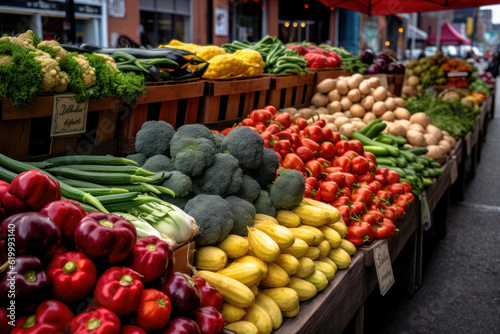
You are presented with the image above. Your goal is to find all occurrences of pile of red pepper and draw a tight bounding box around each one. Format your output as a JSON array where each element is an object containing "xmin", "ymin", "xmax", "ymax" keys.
[
  {"xmin": 222, "ymin": 107, "xmax": 415, "ymax": 247},
  {"xmin": 287, "ymin": 44, "xmax": 342, "ymax": 69},
  {"xmin": 0, "ymin": 170, "xmax": 225, "ymax": 334}
]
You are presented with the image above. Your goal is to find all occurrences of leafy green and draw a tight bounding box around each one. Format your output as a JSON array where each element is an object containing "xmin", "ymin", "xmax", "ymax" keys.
[
  {"xmin": 0, "ymin": 43, "xmax": 43, "ymax": 107},
  {"xmin": 62, "ymin": 52, "xmax": 91, "ymax": 103},
  {"xmin": 111, "ymin": 71, "xmax": 146, "ymax": 105}
]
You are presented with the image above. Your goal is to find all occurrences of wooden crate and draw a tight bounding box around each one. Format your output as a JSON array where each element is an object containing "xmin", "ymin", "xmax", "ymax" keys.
[
  {"xmin": 0, "ymin": 96, "xmax": 122, "ymax": 160},
  {"xmin": 172, "ymin": 241, "xmax": 195, "ymax": 275},
  {"xmin": 310, "ymin": 68, "xmax": 351, "ymax": 83},
  {"xmin": 198, "ymin": 77, "xmax": 271, "ymax": 123},
  {"xmin": 266, "ymin": 73, "xmax": 316, "ymax": 109},
  {"xmin": 119, "ymin": 81, "xmax": 206, "ymax": 154}
]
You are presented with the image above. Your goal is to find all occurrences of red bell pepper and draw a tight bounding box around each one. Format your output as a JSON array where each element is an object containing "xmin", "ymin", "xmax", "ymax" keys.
[
  {"xmin": 249, "ymin": 109, "xmax": 273, "ymax": 124},
  {"xmin": 304, "ymin": 53, "xmax": 327, "ymax": 69},
  {"xmin": 385, "ymin": 170, "xmax": 400, "ymax": 184},
  {"xmin": 305, "ymin": 177, "xmax": 319, "ymax": 189},
  {"xmin": 161, "ymin": 272, "xmax": 202, "ymax": 315},
  {"xmin": 135, "ymin": 289, "xmax": 172, "ymax": 331},
  {"xmin": 336, "ymin": 205, "xmax": 351, "ymax": 223},
  {"xmin": 333, "ymin": 157, "xmax": 352, "ymax": 173},
  {"xmin": 304, "ymin": 160, "xmax": 323, "ymax": 178},
  {"xmin": 39, "ymin": 199, "xmax": 87, "ymax": 244},
  {"xmin": 387, "ymin": 183, "xmax": 405, "ymax": 198},
  {"xmin": 319, "ymin": 142, "xmax": 336, "ymax": 160},
  {"xmin": 294, "ymin": 146, "xmax": 315, "ymax": 163},
  {"xmin": 254, "ymin": 123, "xmax": 267, "ymax": 132},
  {"xmin": 74, "ymin": 212, "xmax": 137, "ymax": 264},
  {"xmin": 289, "ymin": 133, "xmax": 301, "ymax": 151},
  {"xmin": 300, "ymin": 138, "xmax": 320, "ymax": 154},
  {"xmin": 356, "ymin": 173, "xmax": 374, "ymax": 184},
  {"xmin": 0, "ymin": 180, "xmax": 9, "ymax": 203},
  {"xmin": 264, "ymin": 123, "xmax": 282, "ymax": 134},
  {"xmin": 121, "ymin": 325, "xmax": 146, "ymax": 334},
  {"xmin": 303, "ymin": 125, "xmax": 323, "ymax": 142},
  {"xmin": 307, "ymin": 45, "xmax": 330, "ymax": 57},
  {"xmin": 346, "ymin": 222, "xmax": 375, "ymax": 246},
  {"xmin": 329, "ymin": 52, "xmax": 342, "ymax": 66},
  {"xmin": 363, "ymin": 151, "xmax": 377, "ymax": 164},
  {"xmin": 274, "ymin": 140, "xmax": 292, "ymax": 158},
  {"xmin": 2, "ymin": 170, "xmax": 61, "ymax": 213},
  {"xmin": 295, "ymin": 118, "xmax": 308, "ymax": 130},
  {"xmin": 94, "ymin": 267, "xmax": 144, "ymax": 317},
  {"xmin": 335, "ymin": 140, "xmax": 350, "ymax": 156},
  {"xmin": 193, "ymin": 278, "xmax": 224, "ymax": 311},
  {"xmin": 401, "ymin": 182, "xmax": 413, "ymax": 193},
  {"xmin": 350, "ymin": 202, "xmax": 367, "ymax": 216},
  {"xmin": 161, "ymin": 317, "xmax": 201, "ymax": 334},
  {"xmin": 319, "ymin": 181, "xmax": 339, "ymax": 202},
  {"xmin": 263, "ymin": 105, "xmax": 278, "ymax": 115},
  {"xmin": 348, "ymin": 140, "xmax": 364, "ymax": 155},
  {"xmin": 240, "ymin": 118, "xmax": 254, "ymax": 127},
  {"xmin": 286, "ymin": 45, "xmax": 308, "ymax": 55},
  {"xmin": 332, "ymin": 196, "xmax": 350, "ymax": 208},
  {"xmin": 0, "ymin": 307, "xmax": 10, "ymax": 334},
  {"xmin": 351, "ymin": 156, "xmax": 369, "ymax": 174},
  {"xmin": 11, "ymin": 300, "xmax": 74, "ymax": 334},
  {"xmin": 325, "ymin": 172, "xmax": 345, "ymax": 186},
  {"xmin": 46, "ymin": 251, "xmax": 97, "ymax": 303},
  {"xmin": 128, "ymin": 236, "xmax": 172, "ymax": 283},
  {"xmin": 193, "ymin": 306, "xmax": 225, "ymax": 334},
  {"xmin": 281, "ymin": 153, "xmax": 305, "ymax": 172},
  {"xmin": 353, "ymin": 188, "xmax": 373, "ymax": 204},
  {"xmin": 273, "ymin": 113, "xmax": 291, "ymax": 129},
  {"xmin": 326, "ymin": 57, "xmax": 338, "ymax": 68},
  {"xmin": 310, "ymin": 119, "xmax": 326, "ymax": 128},
  {"xmin": 70, "ymin": 308, "xmax": 121, "ymax": 334}
]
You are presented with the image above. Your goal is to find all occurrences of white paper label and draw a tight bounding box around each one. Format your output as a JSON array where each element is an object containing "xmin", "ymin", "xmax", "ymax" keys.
[
  {"xmin": 50, "ymin": 94, "xmax": 88, "ymax": 137},
  {"xmin": 373, "ymin": 240, "xmax": 395, "ymax": 296},
  {"xmin": 450, "ymin": 156, "xmax": 458, "ymax": 184}
]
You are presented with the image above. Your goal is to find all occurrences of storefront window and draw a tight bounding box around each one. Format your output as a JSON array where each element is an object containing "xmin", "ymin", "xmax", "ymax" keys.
[
  {"xmin": 0, "ymin": 14, "xmax": 33, "ymax": 35},
  {"xmin": 229, "ymin": 0, "xmax": 263, "ymax": 42}
]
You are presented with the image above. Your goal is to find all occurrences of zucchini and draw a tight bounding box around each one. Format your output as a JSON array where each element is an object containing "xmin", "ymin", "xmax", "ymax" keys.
[
  {"xmin": 358, "ymin": 119, "xmax": 383, "ymax": 136},
  {"xmin": 340, "ymin": 134, "xmax": 349, "ymax": 141},
  {"xmin": 407, "ymin": 147, "xmax": 428, "ymax": 156},
  {"xmin": 395, "ymin": 156, "xmax": 408, "ymax": 168},
  {"xmin": 377, "ymin": 165, "xmax": 407, "ymax": 178},
  {"xmin": 415, "ymin": 157, "xmax": 430, "ymax": 167},
  {"xmin": 382, "ymin": 133, "xmax": 408, "ymax": 146},
  {"xmin": 399, "ymin": 150, "xmax": 416, "ymax": 162},
  {"xmin": 363, "ymin": 145, "xmax": 389, "ymax": 156},
  {"xmin": 376, "ymin": 157, "xmax": 397, "ymax": 167},
  {"xmin": 0, "ymin": 165, "xmax": 17, "ymax": 182},
  {"xmin": 45, "ymin": 155, "xmax": 138, "ymax": 167},
  {"xmin": 422, "ymin": 177, "xmax": 434, "ymax": 188},
  {"xmin": 57, "ymin": 165, "xmax": 156, "ymax": 176},
  {"xmin": 24, "ymin": 161, "xmax": 53, "ymax": 169},
  {"xmin": 399, "ymin": 178, "xmax": 414, "ymax": 188},
  {"xmin": 408, "ymin": 163, "xmax": 425, "ymax": 171},
  {"xmin": 364, "ymin": 122, "xmax": 387, "ymax": 139},
  {"xmin": 95, "ymin": 192, "xmax": 139, "ymax": 205},
  {"xmin": 403, "ymin": 168, "xmax": 417, "ymax": 177},
  {"xmin": 56, "ymin": 177, "xmax": 109, "ymax": 189},
  {"xmin": 47, "ymin": 167, "xmax": 162, "ymax": 185},
  {"xmin": 79, "ymin": 202, "xmax": 98, "ymax": 213},
  {"xmin": 352, "ymin": 132, "xmax": 400, "ymax": 157},
  {"xmin": 421, "ymin": 170, "xmax": 431, "ymax": 178},
  {"xmin": 78, "ymin": 188, "xmax": 130, "ymax": 196},
  {"xmin": 430, "ymin": 161, "xmax": 442, "ymax": 168},
  {"xmin": 374, "ymin": 135, "xmax": 394, "ymax": 145},
  {"xmin": 0, "ymin": 154, "xmax": 108, "ymax": 213},
  {"xmin": 432, "ymin": 168, "xmax": 444, "ymax": 177}
]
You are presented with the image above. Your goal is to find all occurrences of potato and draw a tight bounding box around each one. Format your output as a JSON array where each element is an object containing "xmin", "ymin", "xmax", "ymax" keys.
[
  {"xmin": 327, "ymin": 101, "xmax": 342, "ymax": 114},
  {"xmin": 336, "ymin": 80, "xmax": 349, "ymax": 95},
  {"xmin": 358, "ymin": 80, "xmax": 371, "ymax": 95},
  {"xmin": 361, "ymin": 96, "xmax": 375, "ymax": 110},
  {"xmin": 339, "ymin": 123, "xmax": 358, "ymax": 138},
  {"xmin": 347, "ymin": 76, "xmax": 362, "ymax": 90},
  {"xmin": 424, "ymin": 133, "xmax": 439, "ymax": 146},
  {"xmin": 282, "ymin": 108, "xmax": 298, "ymax": 116},
  {"xmin": 408, "ymin": 123, "xmax": 425, "ymax": 134},
  {"xmin": 352, "ymin": 73, "xmax": 364, "ymax": 81},
  {"xmin": 312, "ymin": 93, "xmax": 329, "ymax": 107},
  {"xmin": 372, "ymin": 86, "xmax": 388, "ymax": 102},
  {"xmin": 352, "ymin": 121, "xmax": 366, "ymax": 131},
  {"xmin": 439, "ymin": 140, "xmax": 452, "ymax": 153},
  {"xmin": 332, "ymin": 112, "xmax": 345, "ymax": 119},
  {"xmin": 409, "ymin": 112, "xmax": 430, "ymax": 127},
  {"xmin": 319, "ymin": 114, "xmax": 336, "ymax": 123},
  {"xmin": 326, "ymin": 123, "xmax": 338, "ymax": 133},
  {"xmin": 317, "ymin": 78, "xmax": 336, "ymax": 93},
  {"xmin": 406, "ymin": 130, "xmax": 426, "ymax": 147},
  {"xmin": 372, "ymin": 101, "xmax": 387, "ymax": 116},
  {"xmin": 344, "ymin": 111, "xmax": 353, "ymax": 118},
  {"xmin": 348, "ymin": 89, "xmax": 362, "ymax": 102},
  {"xmin": 298, "ymin": 108, "xmax": 314, "ymax": 120},
  {"xmin": 350, "ymin": 103, "xmax": 366, "ymax": 118},
  {"xmin": 385, "ymin": 97, "xmax": 396, "ymax": 111},
  {"xmin": 381, "ymin": 111, "xmax": 395, "ymax": 122},
  {"xmin": 394, "ymin": 119, "xmax": 411, "ymax": 129},
  {"xmin": 388, "ymin": 123, "xmax": 407, "ymax": 137},
  {"xmin": 340, "ymin": 97, "xmax": 353, "ymax": 111},
  {"xmin": 334, "ymin": 117, "xmax": 351, "ymax": 129},
  {"xmin": 316, "ymin": 107, "xmax": 329, "ymax": 115},
  {"xmin": 367, "ymin": 77, "xmax": 381, "ymax": 88},
  {"xmin": 426, "ymin": 124, "xmax": 443, "ymax": 141},
  {"xmin": 424, "ymin": 145, "xmax": 446, "ymax": 159},
  {"xmin": 394, "ymin": 97, "xmax": 405, "ymax": 108},
  {"xmin": 351, "ymin": 117, "xmax": 363, "ymax": 122},
  {"xmin": 444, "ymin": 135, "xmax": 456, "ymax": 147},
  {"xmin": 387, "ymin": 91, "xmax": 393, "ymax": 97},
  {"xmin": 394, "ymin": 107, "xmax": 411, "ymax": 120},
  {"xmin": 363, "ymin": 112, "xmax": 377, "ymax": 124},
  {"xmin": 328, "ymin": 89, "xmax": 341, "ymax": 102}
]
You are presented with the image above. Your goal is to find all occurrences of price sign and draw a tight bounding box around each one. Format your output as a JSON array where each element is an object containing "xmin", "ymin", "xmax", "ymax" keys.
[
  {"xmin": 450, "ymin": 156, "xmax": 458, "ymax": 184},
  {"xmin": 50, "ymin": 94, "xmax": 88, "ymax": 137},
  {"xmin": 373, "ymin": 240, "xmax": 394, "ymax": 296}
]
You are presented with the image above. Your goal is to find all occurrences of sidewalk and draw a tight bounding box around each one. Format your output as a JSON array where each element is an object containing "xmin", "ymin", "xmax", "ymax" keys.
[{"xmin": 363, "ymin": 79, "xmax": 500, "ymax": 334}]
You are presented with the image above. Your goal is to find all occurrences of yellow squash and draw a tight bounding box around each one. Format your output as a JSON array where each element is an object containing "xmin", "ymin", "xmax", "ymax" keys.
[
  {"xmin": 195, "ymin": 270, "xmax": 255, "ymax": 308},
  {"xmin": 217, "ymin": 234, "xmax": 249, "ymax": 258},
  {"xmin": 262, "ymin": 287, "xmax": 299, "ymax": 312},
  {"xmin": 195, "ymin": 246, "xmax": 227, "ymax": 271},
  {"xmin": 255, "ymin": 293, "xmax": 283, "ymax": 330},
  {"xmin": 247, "ymin": 227, "xmax": 280, "ymax": 262}
]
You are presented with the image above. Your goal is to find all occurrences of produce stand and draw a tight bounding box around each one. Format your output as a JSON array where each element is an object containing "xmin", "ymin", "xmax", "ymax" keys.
[
  {"xmin": 0, "ymin": 96, "xmax": 122, "ymax": 160},
  {"xmin": 119, "ymin": 81, "xmax": 206, "ymax": 154},
  {"xmin": 309, "ymin": 68, "xmax": 351, "ymax": 83},
  {"xmin": 199, "ymin": 77, "xmax": 271, "ymax": 123},
  {"xmin": 266, "ymin": 73, "xmax": 316, "ymax": 109},
  {"xmin": 363, "ymin": 73, "xmax": 404, "ymax": 96}
]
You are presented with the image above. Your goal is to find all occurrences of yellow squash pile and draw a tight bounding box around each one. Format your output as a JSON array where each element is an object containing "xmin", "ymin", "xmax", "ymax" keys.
[{"xmin": 193, "ymin": 198, "xmax": 355, "ymax": 334}]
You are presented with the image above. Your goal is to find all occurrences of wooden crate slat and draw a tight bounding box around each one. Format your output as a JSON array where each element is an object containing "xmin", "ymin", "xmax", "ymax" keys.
[
  {"xmin": 266, "ymin": 89, "xmax": 281, "ymax": 108},
  {"xmin": 226, "ymin": 94, "xmax": 241, "ymax": 120},
  {"xmin": 159, "ymin": 100, "xmax": 178, "ymax": 127},
  {"xmin": 295, "ymin": 85, "xmax": 305, "ymax": 106},
  {"xmin": 199, "ymin": 96, "xmax": 221, "ymax": 123},
  {"xmin": 95, "ymin": 109, "xmax": 119, "ymax": 144},
  {"xmin": 185, "ymin": 97, "xmax": 201, "ymax": 124},
  {"xmin": 49, "ymin": 136, "xmax": 78, "ymax": 154},
  {"xmin": 273, "ymin": 73, "xmax": 315, "ymax": 90},
  {"xmin": 121, "ymin": 104, "xmax": 149, "ymax": 138},
  {"xmin": 243, "ymin": 92, "xmax": 256, "ymax": 116},
  {"xmin": 207, "ymin": 77, "xmax": 271, "ymax": 96},
  {"xmin": 0, "ymin": 119, "xmax": 31, "ymax": 159},
  {"xmin": 136, "ymin": 81, "xmax": 205, "ymax": 104},
  {"xmin": 284, "ymin": 87, "xmax": 294, "ymax": 108}
]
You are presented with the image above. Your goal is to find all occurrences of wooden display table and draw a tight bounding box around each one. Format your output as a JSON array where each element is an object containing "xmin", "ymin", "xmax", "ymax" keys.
[
  {"xmin": 310, "ymin": 68, "xmax": 351, "ymax": 83},
  {"xmin": 266, "ymin": 73, "xmax": 315, "ymax": 109}
]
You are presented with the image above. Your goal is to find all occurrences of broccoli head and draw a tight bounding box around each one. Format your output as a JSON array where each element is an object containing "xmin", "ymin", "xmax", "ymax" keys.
[
  {"xmin": 245, "ymin": 147, "xmax": 280, "ymax": 188},
  {"xmin": 235, "ymin": 175, "xmax": 261, "ymax": 203},
  {"xmin": 194, "ymin": 153, "xmax": 243, "ymax": 197},
  {"xmin": 161, "ymin": 192, "xmax": 194, "ymax": 210},
  {"xmin": 170, "ymin": 137, "xmax": 217, "ymax": 177},
  {"xmin": 174, "ymin": 124, "xmax": 216, "ymax": 143},
  {"xmin": 253, "ymin": 190, "xmax": 277, "ymax": 217},
  {"xmin": 213, "ymin": 133, "xmax": 225, "ymax": 153},
  {"xmin": 135, "ymin": 121, "xmax": 175, "ymax": 158},
  {"xmin": 225, "ymin": 196, "xmax": 256, "ymax": 236},
  {"xmin": 270, "ymin": 169, "xmax": 305, "ymax": 210},
  {"xmin": 126, "ymin": 153, "xmax": 146, "ymax": 167},
  {"xmin": 162, "ymin": 171, "xmax": 193, "ymax": 197},
  {"xmin": 142, "ymin": 154, "xmax": 172, "ymax": 173},
  {"xmin": 184, "ymin": 195, "xmax": 234, "ymax": 246},
  {"xmin": 222, "ymin": 126, "xmax": 264, "ymax": 169}
]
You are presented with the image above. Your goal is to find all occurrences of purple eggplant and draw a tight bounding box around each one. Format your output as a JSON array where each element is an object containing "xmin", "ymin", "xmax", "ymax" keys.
[
  {"xmin": 0, "ymin": 255, "xmax": 49, "ymax": 312},
  {"xmin": 395, "ymin": 62, "xmax": 406, "ymax": 73},
  {"xmin": 386, "ymin": 62, "xmax": 399, "ymax": 74},
  {"xmin": 161, "ymin": 316, "xmax": 201, "ymax": 334},
  {"xmin": 366, "ymin": 64, "xmax": 382, "ymax": 74},
  {"xmin": 373, "ymin": 58, "xmax": 387, "ymax": 70},
  {"xmin": 161, "ymin": 272, "xmax": 202, "ymax": 315},
  {"xmin": 0, "ymin": 212, "xmax": 60, "ymax": 262},
  {"xmin": 376, "ymin": 53, "xmax": 395, "ymax": 63},
  {"xmin": 360, "ymin": 49, "xmax": 374, "ymax": 64}
]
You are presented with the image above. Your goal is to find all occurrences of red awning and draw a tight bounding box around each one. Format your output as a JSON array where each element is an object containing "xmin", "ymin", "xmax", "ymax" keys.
[
  {"xmin": 426, "ymin": 22, "xmax": 471, "ymax": 45},
  {"xmin": 318, "ymin": 0, "xmax": 500, "ymax": 16}
]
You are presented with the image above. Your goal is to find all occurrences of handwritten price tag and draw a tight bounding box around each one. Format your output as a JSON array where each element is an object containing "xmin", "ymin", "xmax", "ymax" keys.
[
  {"xmin": 373, "ymin": 240, "xmax": 394, "ymax": 296},
  {"xmin": 50, "ymin": 94, "xmax": 88, "ymax": 137}
]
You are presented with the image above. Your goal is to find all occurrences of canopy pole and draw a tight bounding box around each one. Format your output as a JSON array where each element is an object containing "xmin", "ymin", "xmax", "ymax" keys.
[
  {"xmin": 411, "ymin": 12, "xmax": 417, "ymax": 59},
  {"xmin": 436, "ymin": 11, "xmax": 443, "ymax": 52}
]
